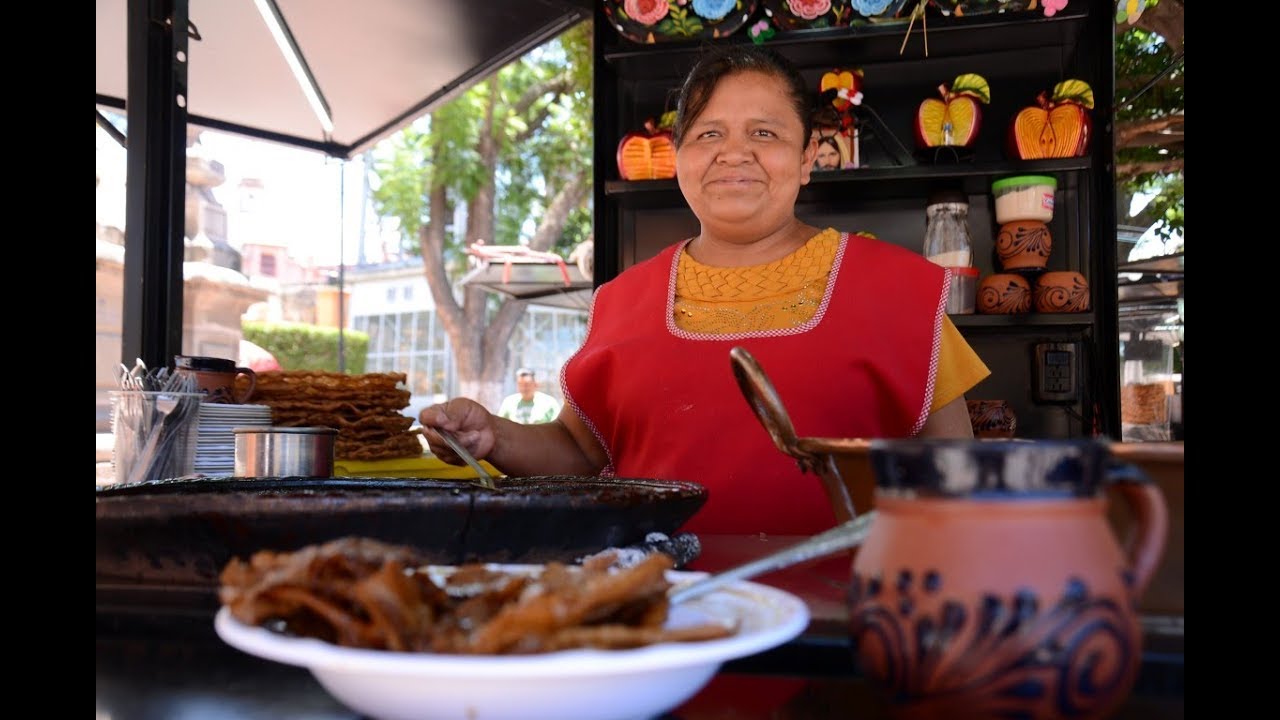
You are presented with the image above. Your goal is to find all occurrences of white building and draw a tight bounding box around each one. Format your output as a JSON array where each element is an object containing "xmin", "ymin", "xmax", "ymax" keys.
[{"xmin": 344, "ymin": 260, "xmax": 587, "ymax": 420}]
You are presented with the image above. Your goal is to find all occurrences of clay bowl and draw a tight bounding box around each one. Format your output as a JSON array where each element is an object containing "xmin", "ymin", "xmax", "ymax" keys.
[
  {"xmin": 996, "ymin": 220, "xmax": 1052, "ymax": 271},
  {"xmin": 1034, "ymin": 270, "xmax": 1090, "ymax": 312},
  {"xmin": 977, "ymin": 273, "xmax": 1032, "ymax": 314}
]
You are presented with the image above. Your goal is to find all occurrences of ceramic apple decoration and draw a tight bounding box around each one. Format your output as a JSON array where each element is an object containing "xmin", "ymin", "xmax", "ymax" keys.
[
  {"xmin": 616, "ymin": 112, "xmax": 677, "ymax": 181},
  {"xmin": 820, "ymin": 68, "xmax": 865, "ymax": 113},
  {"xmin": 914, "ymin": 73, "xmax": 990, "ymax": 149},
  {"xmin": 1008, "ymin": 79, "xmax": 1095, "ymax": 159}
]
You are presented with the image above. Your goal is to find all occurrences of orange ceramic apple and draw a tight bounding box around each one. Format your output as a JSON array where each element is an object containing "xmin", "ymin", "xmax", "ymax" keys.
[
  {"xmin": 1008, "ymin": 79, "xmax": 1095, "ymax": 159},
  {"xmin": 616, "ymin": 114, "xmax": 677, "ymax": 181},
  {"xmin": 914, "ymin": 74, "xmax": 990, "ymax": 149}
]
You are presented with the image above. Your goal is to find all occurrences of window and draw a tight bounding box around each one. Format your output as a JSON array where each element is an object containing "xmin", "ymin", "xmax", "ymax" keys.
[
  {"xmin": 356, "ymin": 309, "xmax": 454, "ymax": 404},
  {"xmin": 504, "ymin": 306, "xmax": 589, "ymax": 404},
  {"xmin": 260, "ymin": 253, "xmax": 277, "ymax": 277}
]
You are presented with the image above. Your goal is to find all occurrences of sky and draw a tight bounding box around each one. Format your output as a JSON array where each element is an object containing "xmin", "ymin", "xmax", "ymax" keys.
[{"xmin": 96, "ymin": 119, "xmax": 402, "ymax": 267}]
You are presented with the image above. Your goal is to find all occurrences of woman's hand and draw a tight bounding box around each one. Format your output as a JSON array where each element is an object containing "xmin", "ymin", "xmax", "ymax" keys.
[
  {"xmin": 419, "ymin": 398, "xmax": 498, "ymax": 465},
  {"xmin": 420, "ymin": 399, "xmax": 608, "ymax": 477}
]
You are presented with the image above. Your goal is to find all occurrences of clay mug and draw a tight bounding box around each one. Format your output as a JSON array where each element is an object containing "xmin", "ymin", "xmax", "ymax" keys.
[
  {"xmin": 848, "ymin": 439, "xmax": 1168, "ymax": 720},
  {"xmin": 996, "ymin": 220, "xmax": 1052, "ymax": 270},
  {"xmin": 1035, "ymin": 271, "xmax": 1091, "ymax": 313},
  {"xmin": 965, "ymin": 399, "xmax": 1016, "ymax": 438},
  {"xmin": 976, "ymin": 273, "xmax": 1032, "ymax": 314},
  {"xmin": 173, "ymin": 355, "xmax": 257, "ymax": 404}
]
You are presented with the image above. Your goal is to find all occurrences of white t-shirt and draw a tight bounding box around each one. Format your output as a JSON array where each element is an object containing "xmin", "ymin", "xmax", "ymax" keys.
[{"xmin": 496, "ymin": 391, "xmax": 561, "ymax": 424}]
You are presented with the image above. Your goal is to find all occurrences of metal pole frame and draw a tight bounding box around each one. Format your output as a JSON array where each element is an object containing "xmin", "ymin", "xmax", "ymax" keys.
[{"xmin": 121, "ymin": 0, "xmax": 189, "ymax": 369}]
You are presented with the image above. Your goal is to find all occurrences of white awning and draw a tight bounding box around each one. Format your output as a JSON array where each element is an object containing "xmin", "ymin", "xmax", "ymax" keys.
[{"xmin": 96, "ymin": 0, "xmax": 592, "ymax": 157}]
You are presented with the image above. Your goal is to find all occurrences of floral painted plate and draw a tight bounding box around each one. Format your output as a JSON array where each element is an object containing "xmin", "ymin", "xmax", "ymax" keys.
[
  {"xmin": 849, "ymin": 0, "xmax": 912, "ymax": 23},
  {"xmin": 603, "ymin": 0, "xmax": 760, "ymax": 44},
  {"xmin": 762, "ymin": 0, "xmax": 857, "ymax": 30}
]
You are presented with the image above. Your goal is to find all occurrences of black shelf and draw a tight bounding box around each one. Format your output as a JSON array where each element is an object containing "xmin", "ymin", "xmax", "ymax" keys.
[
  {"xmin": 605, "ymin": 157, "xmax": 1091, "ymax": 209},
  {"xmin": 602, "ymin": 6, "xmax": 1089, "ymax": 81},
  {"xmin": 951, "ymin": 312, "xmax": 1094, "ymax": 330},
  {"xmin": 592, "ymin": 0, "xmax": 1120, "ymax": 438}
]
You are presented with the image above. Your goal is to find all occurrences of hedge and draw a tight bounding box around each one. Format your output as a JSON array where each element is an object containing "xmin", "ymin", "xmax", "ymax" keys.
[{"xmin": 242, "ymin": 321, "xmax": 369, "ymax": 374}]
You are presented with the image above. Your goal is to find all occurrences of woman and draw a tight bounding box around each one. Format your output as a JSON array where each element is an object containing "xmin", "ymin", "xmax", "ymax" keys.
[{"xmin": 420, "ymin": 46, "xmax": 989, "ymax": 536}]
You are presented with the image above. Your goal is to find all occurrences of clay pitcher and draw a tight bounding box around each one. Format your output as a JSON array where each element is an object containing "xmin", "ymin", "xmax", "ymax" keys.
[{"xmin": 848, "ymin": 439, "xmax": 1168, "ymax": 720}]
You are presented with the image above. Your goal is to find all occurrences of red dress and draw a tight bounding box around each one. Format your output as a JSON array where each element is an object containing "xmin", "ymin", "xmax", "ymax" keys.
[{"xmin": 561, "ymin": 233, "xmax": 947, "ymax": 535}]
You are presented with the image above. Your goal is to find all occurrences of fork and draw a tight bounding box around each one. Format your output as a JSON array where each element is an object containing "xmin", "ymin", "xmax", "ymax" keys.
[
  {"xmin": 667, "ymin": 512, "xmax": 876, "ymax": 605},
  {"xmin": 434, "ymin": 428, "xmax": 498, "ymax": 491},
  {"xmin": 126, "ymin": 393, "xmax": 180, "ymax": 485}
]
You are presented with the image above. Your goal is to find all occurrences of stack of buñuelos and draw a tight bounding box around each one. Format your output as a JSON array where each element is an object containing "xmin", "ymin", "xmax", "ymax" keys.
[{"xmin": 240, "ymin": 370, "xmax": 423, "ymax": 460}]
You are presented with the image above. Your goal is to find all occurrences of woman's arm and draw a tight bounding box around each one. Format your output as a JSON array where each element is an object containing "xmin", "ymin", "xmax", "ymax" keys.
[
  {"xmin": 420, "ymin": 399, "xmax": 608, "ymax": 476},
  {"xmin": 917, "ymin": 396, "xmax": 975, "ymax": 438}
]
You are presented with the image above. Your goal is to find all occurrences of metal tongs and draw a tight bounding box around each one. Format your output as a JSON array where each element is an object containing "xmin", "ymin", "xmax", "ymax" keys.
[
  {"xmin": 434, "ymin": 428, "xmax": 498, "ymax": 490},
  {"xmin": 667, "ymin": 511, "xmax": 876, "ymax": 605}
]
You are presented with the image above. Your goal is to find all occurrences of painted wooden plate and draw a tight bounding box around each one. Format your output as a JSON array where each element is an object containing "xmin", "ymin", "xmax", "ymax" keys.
[
  {"xmin": 849, "ymin": 0, "xmax": 912, "ymax": 22},
  {"xmin": 603, "ymin": 0, "xmax": 760, "ymax": 44},
  {"xmin": 762, "ymin": 0, "xmax": 857, "ymax": 30}
]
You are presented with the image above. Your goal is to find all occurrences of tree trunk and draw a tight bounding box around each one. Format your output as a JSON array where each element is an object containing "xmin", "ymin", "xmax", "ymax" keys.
[
  {"xmin": 463, "ymin": 174, "xmax": 590, "ymax": 409},
  {"xmin": 450, "ymin": 75, "xmax": 510, "ymax": 410},
  {"xmin": 419, "ymin": 88, "xmax": 591, "ymax": 412},
  {"xmin": 469, "ymin": 74, "xmax": 500, "ymax": 248},
  {"xmin": 1117, "ymin": 158, "xmax": 1184, "ymax": 178},
  {"xmin": 1132, "ymin": 0, "xmax": 1183, "ymax": 54}
]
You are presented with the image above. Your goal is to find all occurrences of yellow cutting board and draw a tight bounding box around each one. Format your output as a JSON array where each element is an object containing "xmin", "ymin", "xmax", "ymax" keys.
[{"xmin": 334, "ymin": 454, "xmax": 503, "ymax": 480}]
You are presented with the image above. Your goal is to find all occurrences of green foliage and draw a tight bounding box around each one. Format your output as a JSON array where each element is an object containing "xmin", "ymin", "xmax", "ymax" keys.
[
  {"xmin": 1115, "ymin": 20, "xmax": 1183, "ymax": 242},
  {"xmin": 370, "ymin": 130, "xmax": 432, "ymax": 252},
  {"xmin": 370, "ymin": 22, "xmax": 593, "ymax": 279},
  {"xmin": 1128, "ymin": 173, "xmax": 1184, "ymax": 244},
  {"xmin": 242, "ymin": 321, "xmax": 369, "ymax": 374},
  {"xmin": 656, "ymin": 5, "xmax": 704, "ymax": 37}
]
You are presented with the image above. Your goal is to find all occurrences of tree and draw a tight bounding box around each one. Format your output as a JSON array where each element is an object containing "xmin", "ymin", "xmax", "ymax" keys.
[
  {"xmin": 1115, "ymin": 0, "xmax": 1183, "ymax": 245},
  {"xmin": 371, "ymin": 22, "xmax": 594, "ymax": 409}
]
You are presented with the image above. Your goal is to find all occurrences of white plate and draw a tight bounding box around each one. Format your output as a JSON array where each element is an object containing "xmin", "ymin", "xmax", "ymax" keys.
[
  {"xmin": 215, "ymin": 568, "xmax": 809, "ymax": 720},
  {"xmin": 198, "ymin": 403, "xmax": 272, "ymax": 412},
  {"xmin": 198, "ymin": 412, "xmax": 272, "ymax": 420}
]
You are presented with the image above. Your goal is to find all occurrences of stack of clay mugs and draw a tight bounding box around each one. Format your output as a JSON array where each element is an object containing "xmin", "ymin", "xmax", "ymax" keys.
[{"xmin": 978, "ymin": 175, "xmax": 1090, "ymax": 314}]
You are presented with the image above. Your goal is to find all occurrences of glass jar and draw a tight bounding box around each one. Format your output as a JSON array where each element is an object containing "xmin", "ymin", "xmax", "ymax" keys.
[{"xmin": 923, "ymin": 191, "xmax": 973, "ymax": 268}]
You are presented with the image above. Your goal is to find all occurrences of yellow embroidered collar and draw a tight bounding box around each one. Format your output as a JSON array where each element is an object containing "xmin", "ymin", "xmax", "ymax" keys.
[{"xmin": 673, "ymin": 228, "xmax": 841, "ymax": 334}]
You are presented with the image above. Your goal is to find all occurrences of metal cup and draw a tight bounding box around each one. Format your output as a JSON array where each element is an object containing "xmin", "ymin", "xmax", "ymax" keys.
[{"xmin": 234, "ymin": 427, "xmax": 338, "ymax": 478}]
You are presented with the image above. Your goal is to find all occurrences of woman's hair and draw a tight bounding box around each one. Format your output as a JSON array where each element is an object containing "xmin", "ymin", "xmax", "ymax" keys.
[{"xmin": 672, "ymin": 46, "xmax": 813, "ymax": 148}]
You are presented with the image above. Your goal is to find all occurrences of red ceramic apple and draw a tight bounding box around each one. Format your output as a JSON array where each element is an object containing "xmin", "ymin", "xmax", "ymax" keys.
[
  {"xmin": 1008, "ymin": 79, "xmax": 1094, "ymax": 159},
  {"xmin": 914, "ymin": 73, "xmax": 990, "ymax": 149},
  {"xmin": 616, "ymin": 116, "xmax": 677, "ymax": 181}
]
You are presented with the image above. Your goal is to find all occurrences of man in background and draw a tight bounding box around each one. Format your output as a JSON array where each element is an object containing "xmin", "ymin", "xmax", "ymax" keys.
[{"xmin": 496, "ymin": 368, "xmax": 561, "ymax": 424}]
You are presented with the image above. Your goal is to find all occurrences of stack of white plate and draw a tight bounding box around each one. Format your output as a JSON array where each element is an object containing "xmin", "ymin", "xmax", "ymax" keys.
[{"xmin": 195, "ymin": 403, "xmax": 273, "ymax": 476}]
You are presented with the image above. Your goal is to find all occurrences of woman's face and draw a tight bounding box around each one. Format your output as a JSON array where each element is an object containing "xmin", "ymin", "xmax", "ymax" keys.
[
  {"xmin": 815, "ymin": 140, "xmax": 841, "ymax": 169},
  {"xmin": 676, "ymin": 71, "xmax": 816, "ymax": 240}
]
